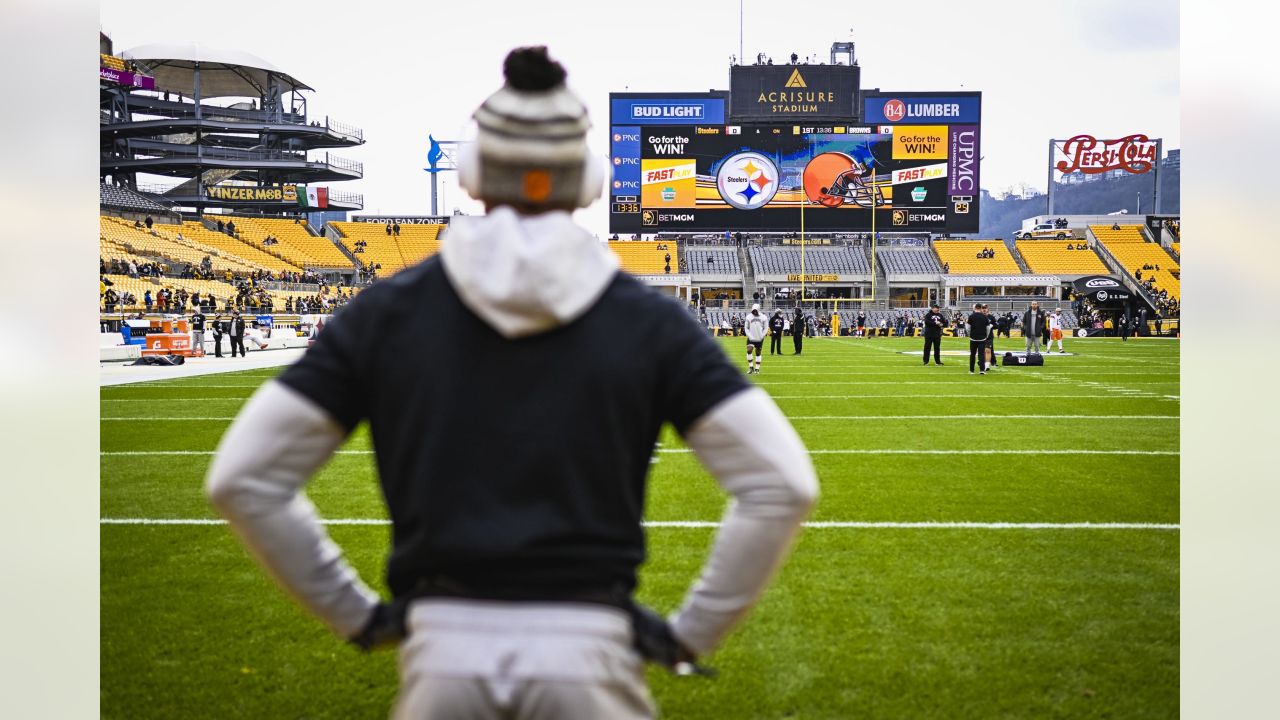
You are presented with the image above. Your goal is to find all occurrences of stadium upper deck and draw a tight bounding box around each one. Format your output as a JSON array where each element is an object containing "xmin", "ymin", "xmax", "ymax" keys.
[{"xmin": 100, "ymin": 42, "xmax": 363, "ymax": 214}]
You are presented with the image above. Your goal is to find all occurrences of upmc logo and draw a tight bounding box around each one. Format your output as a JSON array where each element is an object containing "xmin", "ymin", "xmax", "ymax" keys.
[
  {"xmin": 948, "ymin": 126, "xmax": 980, "ymax": 196},
  {"xmin": 883, "ymin": 99, "xmax": 905, "ymax": 122}
]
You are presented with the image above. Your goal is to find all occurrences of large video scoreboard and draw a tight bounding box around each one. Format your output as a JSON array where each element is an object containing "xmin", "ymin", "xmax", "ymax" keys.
[{"xmin": 609, "ymin": 90, "xmax": 981, "ymax": 235}]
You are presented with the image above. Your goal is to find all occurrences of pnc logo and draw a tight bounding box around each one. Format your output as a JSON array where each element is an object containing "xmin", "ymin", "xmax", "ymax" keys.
[
  {"xmin": 883, "ymin": 99, "xmax": 906, "ymax": 123},
  {"xmin": 613, "ymin": 133, "xmax": 621, "ymax": 142}
]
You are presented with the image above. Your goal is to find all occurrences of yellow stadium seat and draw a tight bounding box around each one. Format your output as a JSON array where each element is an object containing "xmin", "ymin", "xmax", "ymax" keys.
[
  {"xmin": 182, "ymin": 221, "xmax": 301, "ymax": 274},
  {"xmin": 210, "ymin": 216, "xmax": 353, "ymax": 269},
  {"xmin": 932, "ymin": 241, "xmax": 1021, "ymax": 275},
  {"xmin": 608, "ymin": 241, "xmax": 677, "ymax": 274},
  {"xmin": 1015, "ymin": 241, "xmax": 1109, "ymax": 275},
  {"xmin": 330, "ymin": 222, "xmax": 444, "ymax": 276},
  {"xmin": 1089, "ymin": 224, "xmax": 1147, "ymax": 244}
]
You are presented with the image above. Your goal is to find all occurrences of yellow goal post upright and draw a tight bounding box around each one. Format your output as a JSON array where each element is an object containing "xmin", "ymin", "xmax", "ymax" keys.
[{"xmin": 798, "ymin": 168, "xmax": 877, "ymax": 325}]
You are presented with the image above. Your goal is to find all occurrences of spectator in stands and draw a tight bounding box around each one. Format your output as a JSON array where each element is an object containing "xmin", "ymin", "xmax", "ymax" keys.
[
  {"xmin": 226, "ymin": 219, "xmax": 236, "ymax": 236},
  {"xmin": 393, "ymin": 222, "xmax": 401, "ymax": 236},
  {"xmin": 103, "ymin": 288, "xmax": 118, "ymax": 313},
  {"xmin": 1112, "ymin": 222, "xmax": 1121, "ymax": 231},
  {"xmin": 217, "ymin": 219, "xmax": 225, "ymax": 233},
  {"xmin": 386, "ymin": 222, "xmax": 393, "ymax": 236},
  {"xmin": 145, "ymin": 216, "xmax": 153, "ymax": 230},
  {"xmin": 134, "ymin": 219, "xmax": 143, "ymax": 230},
  {"xmin": 144, "ymin": 290, "xmax": 153, "ymax": 313}
]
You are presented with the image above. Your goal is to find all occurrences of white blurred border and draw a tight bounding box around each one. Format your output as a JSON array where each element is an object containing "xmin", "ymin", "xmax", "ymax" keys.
[
  {"xmin": 0, "ymin": 0, "xmax": 100, "ymax": 716},
  {"xmin": 1181, "ymin": 0, "xmax": 1280, "ymax": 717},
  {"xmin": 0, "ymin": 0, "xmax": 1272, "ymax": 716}
]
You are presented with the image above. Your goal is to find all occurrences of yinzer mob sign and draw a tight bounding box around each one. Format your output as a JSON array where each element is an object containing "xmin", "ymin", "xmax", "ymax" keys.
[{"xmin": 205, "ymin": 184, "xmax": 298, "ymax": 203}]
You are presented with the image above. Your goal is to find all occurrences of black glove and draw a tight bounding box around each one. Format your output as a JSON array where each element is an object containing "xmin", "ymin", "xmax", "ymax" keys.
[
  {"xmin": 349, "ymin": 600, "xmax": 408, "ymax": 652},
  {"xmin": 627, "ymin": 601, "xmax": 714, "ymax": 677}
]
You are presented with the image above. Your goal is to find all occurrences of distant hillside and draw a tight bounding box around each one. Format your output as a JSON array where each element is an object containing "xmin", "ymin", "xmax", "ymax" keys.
[{"xmin": 978, "ymin": 167, "xmax": 1179, "ymax": 239}]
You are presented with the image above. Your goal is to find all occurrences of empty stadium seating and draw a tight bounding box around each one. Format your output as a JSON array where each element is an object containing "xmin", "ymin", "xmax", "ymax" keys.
[
  {"xmin": 330, "ymin": 221, "xmax": 444, "ymax": 275},
  {"xmin": 100, "ymin": 184, "xmax": 169, "ymax": 214},
  {"xmin": 608, "ymin": 241, "xmax": 677, "ymax": 274},
  {"xmin": 1171, "ymin": 242, "xmax": 1180, "ymax": 256},
  {"xmin": 748, "ymin": 246, "xmax": 870, "ymax": 274},
  {"xmin": 1090, "ymin": 224, "xmax": 1179, "ymax": 300},
  {"xmin": 1015, "ymin": 241, "xmax": 1109, "ymax": 275},
  {"xmin": 684, "ymin": 247, "xmax": 740, "ymax": 274},
  {"xmin": 877, "ymin": 249, "xmax": 943, "ymax": 275},
  {"xmin": 181, "ymin": 221, "xmax": 302, "ymax": 274},
  {"xmin": 931, "ymin": 241, "xmax": 1021, "ymax": 274},
  {"xmin": 1089, "ymin": 224, "xmax": 1146, "ymax": 244},
  {"xmin": 100, "ymin": 216, "xmax": 258, "ymax": 275},
  {"xmin": 215, "ymin": 215, "xmax": 353, "ymax": 268}
]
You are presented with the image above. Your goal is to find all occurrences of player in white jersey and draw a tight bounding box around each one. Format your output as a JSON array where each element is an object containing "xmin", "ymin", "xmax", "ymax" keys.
[
  {"xmin": 743, "ymin": 304, "xmax": 768, "ymax": 374},
  {"xmin": 1047, "ymin": 308, "xmax": 1065, "ymax": 353}
]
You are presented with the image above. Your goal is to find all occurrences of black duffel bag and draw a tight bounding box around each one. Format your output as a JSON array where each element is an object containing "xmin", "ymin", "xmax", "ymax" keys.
[{"xmin": 1002, "ymin": 351, "xmax": 1044, "ymax": 366}]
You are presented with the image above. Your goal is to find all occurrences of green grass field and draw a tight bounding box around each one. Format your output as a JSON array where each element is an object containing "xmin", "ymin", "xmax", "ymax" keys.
[{"xmin": 101, "ymin": 335, "xmax": 1179, "ymax": 719}]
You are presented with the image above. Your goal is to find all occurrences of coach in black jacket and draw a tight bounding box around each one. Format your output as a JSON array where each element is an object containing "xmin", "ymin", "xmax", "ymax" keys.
[
  {"xmin": 967, "ymin": 303, "xmax": 993, "ymax": 374},
  {"xmin": 229, "ymin": 311, "xmax": 247, "ymax": 358},
  {"xmin": 792, "ymin": 307, "xmax": 805, "ymax": 354},
  {"xmin": 1022, "ymin": 302, "xmax": 1045, "ymax": 354},
  {"xmin": 211, "ymin": 314, "xmax": 225, "ymax": 358},
  {"xmin": 769, "ymin": 310, "xmax": 785, "ymax": 355},
  {"xmin": 921, "ymin": 303, "xmax": 945, "ymax": 366}
]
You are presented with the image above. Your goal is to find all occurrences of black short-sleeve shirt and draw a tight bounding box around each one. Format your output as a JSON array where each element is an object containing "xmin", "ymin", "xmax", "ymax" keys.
[{"xmin": 278, "ymin": 258, "xmax": 747, "ymax": 597}]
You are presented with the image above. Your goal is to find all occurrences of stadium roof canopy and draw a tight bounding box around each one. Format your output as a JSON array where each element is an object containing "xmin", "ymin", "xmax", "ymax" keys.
[{"xmin": 121, "ymin": 43, "xmax": 313, "ymax": 98}]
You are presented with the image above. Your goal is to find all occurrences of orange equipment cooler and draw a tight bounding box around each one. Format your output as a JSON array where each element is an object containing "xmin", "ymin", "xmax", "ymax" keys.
[{"xmin": 139, "ymin": 319, "xmax": 198, "ymax": 357}]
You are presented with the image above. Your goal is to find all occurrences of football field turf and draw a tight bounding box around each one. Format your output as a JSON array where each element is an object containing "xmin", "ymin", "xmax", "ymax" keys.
[{"xmin": 100, "ymin": 335, "xmax": 1179, "ymax": 719}]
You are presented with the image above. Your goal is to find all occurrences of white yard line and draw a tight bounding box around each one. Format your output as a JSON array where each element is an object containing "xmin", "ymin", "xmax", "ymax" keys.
[
  {"xmin": 101, "ymin": 448, "xmax": 1178, "ymax": 457},
  {"xmin": 768, "ymin": 394, "xmax": 1178, "ymax": 400},
  {"xmin": 100, "ymin": 413, "xmax": 1181, "ymax": 422},
  {"xmin": 98, "ymin": 518, "xmax": 1179, "ymax": 530}
]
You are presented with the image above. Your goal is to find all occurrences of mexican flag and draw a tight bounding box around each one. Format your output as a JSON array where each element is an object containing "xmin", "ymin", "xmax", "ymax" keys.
[{"xmin": 297, "ymin": 186, "xmax": 328, "ymax": 209}]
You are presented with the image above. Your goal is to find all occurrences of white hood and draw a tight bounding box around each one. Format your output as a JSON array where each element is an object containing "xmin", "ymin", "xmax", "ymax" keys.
[{"xmin": 439, "ymin": 207, "xmax": 619, "ymax": 339}]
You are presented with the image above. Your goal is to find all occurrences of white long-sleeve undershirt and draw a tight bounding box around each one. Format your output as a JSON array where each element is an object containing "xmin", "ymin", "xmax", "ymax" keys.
[
  {"xmin": 205, "ymin": 382, "xmax": 817, "ymax": 656},
  {"xmin": 670, "ymin": 387, "xmax": 819, "ymax": 655},
  {"xmin": 205, "ymin": 381, "xmax": 378, "ymax": 639}
]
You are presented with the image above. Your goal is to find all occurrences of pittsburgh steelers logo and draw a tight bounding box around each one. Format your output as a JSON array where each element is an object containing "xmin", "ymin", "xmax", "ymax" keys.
[{"xmin": 716, "ymin": 152, "xmax": 778, "ymax": 210}]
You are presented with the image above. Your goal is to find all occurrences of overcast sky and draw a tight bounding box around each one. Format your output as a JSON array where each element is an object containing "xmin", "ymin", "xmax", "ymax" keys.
[{"xmin": 101, "ymin": 0, "xmax": 1178, "ymax": 232}]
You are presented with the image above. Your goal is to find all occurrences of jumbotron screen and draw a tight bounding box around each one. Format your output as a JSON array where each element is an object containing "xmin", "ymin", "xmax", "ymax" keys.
[{"xmin": 608, "ymin": 123, "xmax": 980, "ymax": 234}]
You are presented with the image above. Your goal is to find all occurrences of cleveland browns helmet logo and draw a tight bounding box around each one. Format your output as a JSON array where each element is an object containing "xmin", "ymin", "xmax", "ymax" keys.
[{"xmin": 802, "ymin": 152, "xmax": 886, "ymax": 208}]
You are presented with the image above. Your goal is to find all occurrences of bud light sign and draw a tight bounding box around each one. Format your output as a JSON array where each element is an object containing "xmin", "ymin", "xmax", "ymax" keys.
[{"xmin": 610, "ymin": 97, "xmax": 726, "ymax": 125}]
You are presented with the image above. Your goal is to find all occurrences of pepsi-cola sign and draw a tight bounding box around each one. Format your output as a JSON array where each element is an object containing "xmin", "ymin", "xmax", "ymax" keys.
[{"xmin": 1054, "ymin": 135, "xmax": 1158, "ymax": 175}]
